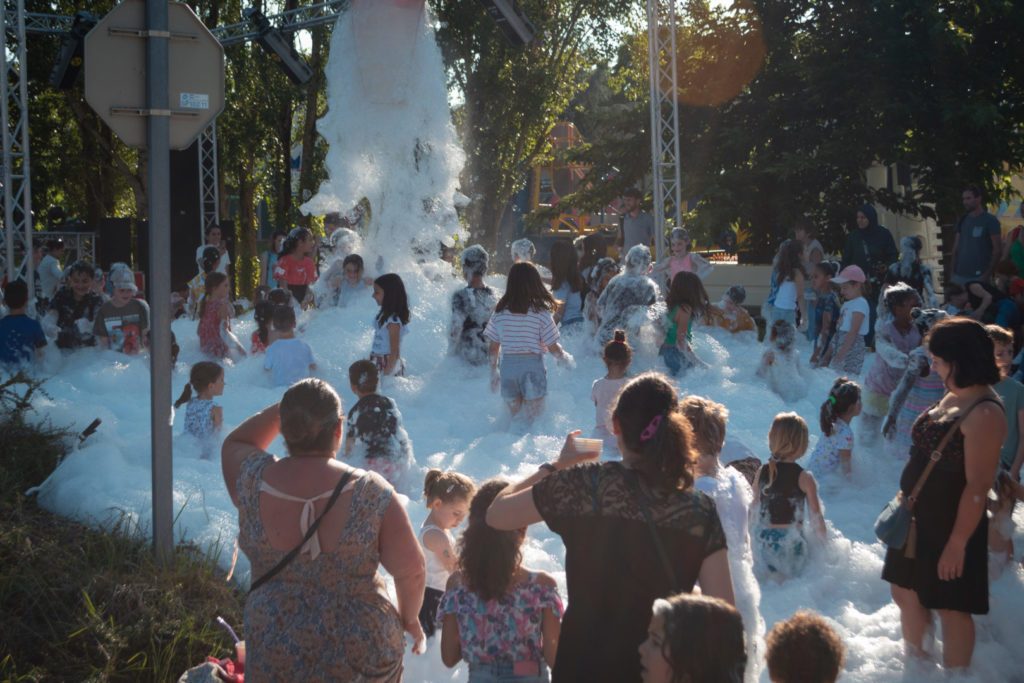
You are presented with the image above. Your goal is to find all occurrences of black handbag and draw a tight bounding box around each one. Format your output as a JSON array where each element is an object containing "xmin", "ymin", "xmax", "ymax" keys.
[{"xmin": 874, "ymin": 398, "xmax": 984, "ymax": 557}]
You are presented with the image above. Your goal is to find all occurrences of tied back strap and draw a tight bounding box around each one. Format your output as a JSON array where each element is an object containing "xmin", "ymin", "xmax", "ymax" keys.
[
  {"xmin": 250, "ymin": 470, "xmax": 354, "ymax": 593},
  {"xmin": 259, "ymin": 482, "xmax": 343, "ymax": 560}
]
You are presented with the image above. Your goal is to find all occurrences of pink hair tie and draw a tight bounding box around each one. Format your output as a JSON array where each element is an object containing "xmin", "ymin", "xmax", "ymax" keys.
[{"xmin": 639, "ymin": 414, "xmax": 663, "ymax": 442}]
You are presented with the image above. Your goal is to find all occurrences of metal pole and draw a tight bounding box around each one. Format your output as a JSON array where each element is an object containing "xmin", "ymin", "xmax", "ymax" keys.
[
  {"xmin": 147, "ymin": 0, "xmax": 173, "ymax": 564},
  {"xmin": 646, "ymin": 0, "xmax": 665, "ymax": 262}
]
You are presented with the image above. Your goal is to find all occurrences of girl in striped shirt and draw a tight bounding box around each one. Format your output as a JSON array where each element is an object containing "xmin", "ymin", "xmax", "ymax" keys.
[{"xmin": 485, "ymin": 262, "xmax": 572, "ymax": 423}]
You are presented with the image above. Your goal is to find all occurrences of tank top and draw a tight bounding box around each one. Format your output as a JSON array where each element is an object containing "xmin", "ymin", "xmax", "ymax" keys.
[
  {"xmin": 420, "ymin": 522, "xmax": 453, "ymax": 591},
  {"xmin": 757, "ymin": 460, "xmax": 806, "ymax": 525},
  {"xmin": 774, "ymin": 279, "xmax": 798, "ymax": 310}
]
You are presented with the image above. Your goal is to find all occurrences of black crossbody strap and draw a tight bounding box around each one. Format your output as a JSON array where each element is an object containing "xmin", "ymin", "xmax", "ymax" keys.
[
  {"xmin": 624, "ymin": 469, "xmax": 678, "ymax": 592},
  {"xmin": 250, "ymin": 470, "xmax": 353, "ymax": 593}
]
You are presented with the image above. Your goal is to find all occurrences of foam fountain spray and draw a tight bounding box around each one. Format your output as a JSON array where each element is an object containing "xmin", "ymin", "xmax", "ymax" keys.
[{"xmin": 302, "ymin": 0, "xmax": 467, "ymax": 271}]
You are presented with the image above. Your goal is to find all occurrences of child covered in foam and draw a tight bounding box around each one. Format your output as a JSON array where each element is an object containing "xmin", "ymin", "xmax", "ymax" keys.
[
  {"xmin": 595, "ymin": 244, "xmax": 660, "ymax": 347},
  {"xmin": 756, "ymin": 319, "xmax": 808, "ymax": 402},
  {"xmin": 343, "ymin": 359, "xmax": 415, "ymax": 490},
  {"xmin": 449, "ymin": 245, "xmax": 497, "ymax": 366},
  {"xmin": 681, "ymin": 395, "xmax": 765, "ymax": 682}
]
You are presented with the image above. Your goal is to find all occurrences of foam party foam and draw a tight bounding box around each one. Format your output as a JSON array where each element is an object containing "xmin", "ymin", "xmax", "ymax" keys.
[{"xmin": 300, "ymin": 0, "xmax": 466, "ymax": 272}]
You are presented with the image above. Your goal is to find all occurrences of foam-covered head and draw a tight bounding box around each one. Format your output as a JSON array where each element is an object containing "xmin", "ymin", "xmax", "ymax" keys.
[
  {"xmin": 511, "ymin": 238, "xmax": 536, "ymax": 263},
  {"xmin": 329, "ymin": 227, "xmax": 361, "ymax": 257},
  {"xmin": 900, "ymin": 235, "xmax": 922, "ymax": 257},
  {"xmin": 881, "ymin": 282, "xmax": 920, "ymax": 315},
  {"xmin": 770, "ymin": 319, "xmax": 796, "ymax": 351},
  {"xmin": 910, "ymin": 307, "xmax": 948, "ymax": 336},
  {"xmin": 624, "ymin": 244, "xmax": 652, "ymax": 276},
  {"xmin": 590, "ymin": 257, "xmax": 619, "ymax": 289},
  {"xmin": 461, "ymin": 244, "xmax": 489, "ymax": 279},
  {"xmin": 725, "ymin": 285, "xmax": 747, "ymax": 305}
]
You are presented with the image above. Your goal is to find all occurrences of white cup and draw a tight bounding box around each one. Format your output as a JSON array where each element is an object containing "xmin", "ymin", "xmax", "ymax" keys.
[{"xmin": 574, "ymin": 437, "xmax": 603, "ymax": 456}]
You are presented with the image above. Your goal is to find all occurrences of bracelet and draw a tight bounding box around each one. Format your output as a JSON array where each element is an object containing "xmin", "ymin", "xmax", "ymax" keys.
[{"xmin": 538, "ymin": 463, "xmax": 557, "ymax": 474}]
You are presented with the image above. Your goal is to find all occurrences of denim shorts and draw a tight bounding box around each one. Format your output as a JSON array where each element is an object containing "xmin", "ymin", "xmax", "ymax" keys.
[
  {"xmin": 659, "ymin": 345, "xmax": 694, "ymax": 377},
  {"xmin": 500, "ymin": 354, "xmax": 547, "ymax": 402},
  {"xmin": 468, "ymin": 660, "xmax": 549, "ymax": 683}
]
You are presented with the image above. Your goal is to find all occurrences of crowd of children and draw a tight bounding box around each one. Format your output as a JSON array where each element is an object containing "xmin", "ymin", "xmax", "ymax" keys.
[{"xmin": 11, "ymin": 211, "xmax": 1024, "ymax": 683}]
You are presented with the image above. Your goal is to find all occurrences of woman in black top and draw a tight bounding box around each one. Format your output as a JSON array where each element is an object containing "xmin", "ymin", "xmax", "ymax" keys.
[
  {"xmin": 881, "ymin": 317, "xmax": 1005, "ymax": 670},
  {"xmin": 486, "ymin": 373, "xmax": 734, "ymax": 683}
]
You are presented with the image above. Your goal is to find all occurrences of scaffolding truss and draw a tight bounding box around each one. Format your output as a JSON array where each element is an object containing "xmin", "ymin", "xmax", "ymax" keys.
[
  {"xmin": 646, "ymin": 0, "xmax": 682, "ymax": 262},
  {"xmin": 198, "ymin": 124, "xmax": 219, "ymax": 238},
  {"xmin": 1, "ymin": 0, "xmax": 34, "ymax": 293}
]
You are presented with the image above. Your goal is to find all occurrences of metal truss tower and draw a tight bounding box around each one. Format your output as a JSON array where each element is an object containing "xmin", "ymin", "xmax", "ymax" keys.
[
  {"xmin": 198, "ymin": 125, "xmax": 219, "ymax": 238},
  {"xmin": 646, "ymin": 0, "xmax": 682, "ymax": 262},
  {"xmin": 1, "ymin": 0, "xmax": 34, "ymax": 292}
]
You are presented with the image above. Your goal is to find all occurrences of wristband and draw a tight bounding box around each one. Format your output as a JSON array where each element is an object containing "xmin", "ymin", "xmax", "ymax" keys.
[{"xmin": 538, "ymin": 463, "xmax": 557, "ymax": 474}]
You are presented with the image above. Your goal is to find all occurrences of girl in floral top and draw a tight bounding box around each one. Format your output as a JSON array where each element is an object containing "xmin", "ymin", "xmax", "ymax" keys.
[{"xmin": 440, "ymin": 479, "xmax": 563, "ymax": 682}]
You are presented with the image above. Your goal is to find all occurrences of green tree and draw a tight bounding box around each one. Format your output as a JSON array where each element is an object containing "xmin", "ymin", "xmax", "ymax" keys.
[{"xmin": 430, "ymin": 0, "xmax": 637, "ymax": 251}]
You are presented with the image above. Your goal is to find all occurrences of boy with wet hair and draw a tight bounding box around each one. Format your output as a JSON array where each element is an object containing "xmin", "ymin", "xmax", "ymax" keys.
[{"xmin": 344, "ymin": 359, "xmax": 414, "ymax": 489}]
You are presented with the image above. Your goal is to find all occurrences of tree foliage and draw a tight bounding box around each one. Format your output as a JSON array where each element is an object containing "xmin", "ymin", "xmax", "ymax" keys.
[
  {"xmin": 564, "ymin": 0, "xmax": 1024, "ymax": 256},
  {"xmin": 430, "ymin": 0, "xmax": 637, "ymax": 250}
]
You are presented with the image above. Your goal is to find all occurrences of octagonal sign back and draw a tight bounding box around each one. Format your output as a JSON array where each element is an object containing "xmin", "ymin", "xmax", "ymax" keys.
[{"xmin": 85, "ymin": 0, "xmax": 225, "ymax": 150}]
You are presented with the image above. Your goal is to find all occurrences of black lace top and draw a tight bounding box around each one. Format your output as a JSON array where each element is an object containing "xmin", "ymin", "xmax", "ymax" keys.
[{"xmin": 532, "ymin": 462, "xmax": 726, "ymax": 683}]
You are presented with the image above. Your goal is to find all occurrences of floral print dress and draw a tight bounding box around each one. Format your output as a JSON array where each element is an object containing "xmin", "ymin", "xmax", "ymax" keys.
[{"xmin": 237, "ymin": 453, "xmax": 404, "ymax": 681}]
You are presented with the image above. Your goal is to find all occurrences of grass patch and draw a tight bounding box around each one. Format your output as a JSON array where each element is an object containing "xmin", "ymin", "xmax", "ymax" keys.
[{"xmin": 0, "ymin": 374, "xmax": 245, "ymax": 682}]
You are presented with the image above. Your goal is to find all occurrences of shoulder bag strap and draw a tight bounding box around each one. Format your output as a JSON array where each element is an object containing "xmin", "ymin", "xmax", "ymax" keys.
[
  {"xmin": 250, "ymin": 469, "xmax": 354, "ymax": 593},
  {"xmin": 624, "ymin": 469, "xmax": 679, "ymax": 592},
  {"xmin": 907, "ymin": 396, "xmax": 990, "ymax": 509}
]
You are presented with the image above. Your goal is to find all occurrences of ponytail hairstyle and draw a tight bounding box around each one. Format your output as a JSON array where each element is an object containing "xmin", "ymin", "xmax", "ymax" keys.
[
  {"xmin": 424, "ymin": 468, "xmax": 476, "ymax": 505},
  {"xmin": 197, "ymin": 271, "xmax": 228, "ymax": 319},
  {"xmin": 820, "ymin": 377, "xmax": 861, "ymax": 437},
  {"xmin": 280, "ymin": 227, "xmax": 313, "ymax": 257},
  {"xmin": 374, "ymin": 273, "xmax": 410, "ymax": 326},
  {"xmin": 458, "ymin": 478, "xmax": 521, "ymax": 601},
  {"xmin": 766, "ymin": 412, "xmax": 809, "ymax": 488},
  {"xmin": 174, "ymin": 361, "xmax": 224, "ymax": 409},
  {"xmin": 652, "ymin": 594, "xmax": 747, "ymax": 683},
  {"xmin": 253, "ymin": 301, "xmax": 274, "ymax": 346},
  {"xmin": 665, "ymin": 271, "xmax": 710, "ymax": 319},
  {"xmin": 279, "ymin": 379, "xmax": 343, "ymax": 455},
  {"xmin": 611, "ymin": 373, "xmax": 697, "ymax": 492},
  {"xmin": 603, "ymin": 329, "xmax": 633, "ymax": 369},
  {"xmin": 200, "ymin": 246, "xmax": 220, "ymax": 275}
]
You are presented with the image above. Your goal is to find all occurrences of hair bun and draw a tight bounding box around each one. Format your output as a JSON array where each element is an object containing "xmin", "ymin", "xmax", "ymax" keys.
[{"xmin": 613, "ymin": 330, "xmax": 627, "ymax": 344}]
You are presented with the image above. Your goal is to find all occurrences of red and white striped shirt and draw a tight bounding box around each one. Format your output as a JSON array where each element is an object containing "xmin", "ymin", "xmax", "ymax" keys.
[{"xmin": 484, "ymin": 309, "xmax": 559, "ymax": 355}]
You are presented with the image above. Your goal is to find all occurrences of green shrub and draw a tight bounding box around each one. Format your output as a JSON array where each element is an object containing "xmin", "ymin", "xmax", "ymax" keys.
[{"xmin": 0, "ymin": 374, "xmax": 245, "ymax": 682}]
